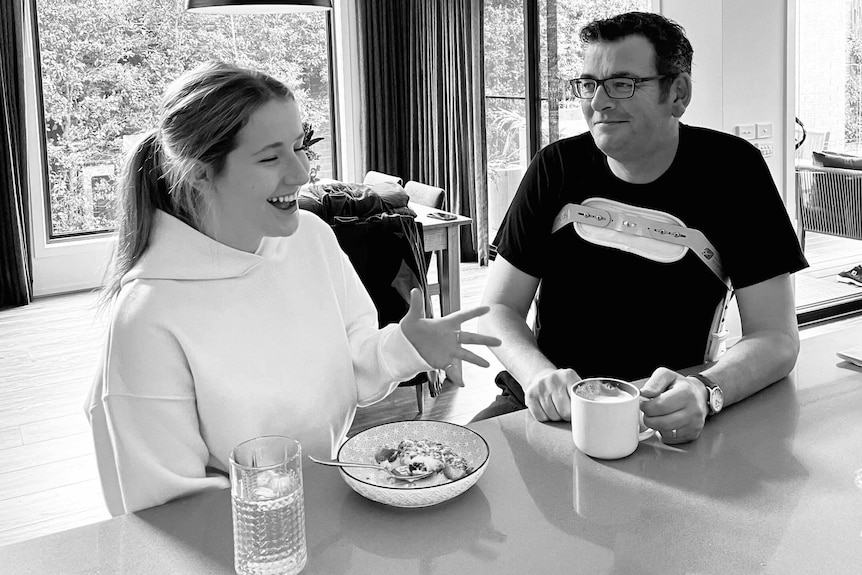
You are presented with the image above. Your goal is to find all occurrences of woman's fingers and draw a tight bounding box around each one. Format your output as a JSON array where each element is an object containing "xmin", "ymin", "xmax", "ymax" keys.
[
  {"xmin": 455, "ymin": 330, "xmax": 502, "ymax": 348},
  {"xmin": 444, "ymin": 362, "xmax": 464, "ymax": 387},
  {"xmin": 444, "ymin": 305, "xmax": 491, "ymax": 325},
  {"xmin": 454, "ymin": 347, "xmax": 491, "ymax": 368},
  {"xmin": 403, "ymin": 288, "xmax": 426, "ymax": 321}
]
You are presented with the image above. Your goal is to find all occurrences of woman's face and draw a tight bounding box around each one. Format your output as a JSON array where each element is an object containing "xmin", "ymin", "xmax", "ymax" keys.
[{"xmin": 206, "ymin": 97, "xmax": 310, "ymax": 252}]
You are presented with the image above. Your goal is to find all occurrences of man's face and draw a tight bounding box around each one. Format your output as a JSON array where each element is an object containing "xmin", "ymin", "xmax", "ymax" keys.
[{"xmin": 579, "ymin": 35, "xmax": 677, "ymax": 163}]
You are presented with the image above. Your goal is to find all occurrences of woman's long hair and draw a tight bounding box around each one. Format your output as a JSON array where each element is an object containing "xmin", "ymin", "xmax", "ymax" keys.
[{"xmin": 99, "ymin": 61, "xmax": 294, "ymax": 310}]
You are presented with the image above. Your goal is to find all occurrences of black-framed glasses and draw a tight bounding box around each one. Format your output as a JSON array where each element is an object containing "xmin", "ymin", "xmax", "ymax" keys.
[{"xmin": 569, "ymin": 75, "xmax": 666, "ymax": 99}]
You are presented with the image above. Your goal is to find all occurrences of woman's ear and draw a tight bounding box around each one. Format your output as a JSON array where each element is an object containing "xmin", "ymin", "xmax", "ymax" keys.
[
  {"xmin": 670, "ymin": 73, "xmax": 692, "ymax": 118},
  {"xmin": 190, "ymin": 162, "xmax": 214, "ymax": 191}
]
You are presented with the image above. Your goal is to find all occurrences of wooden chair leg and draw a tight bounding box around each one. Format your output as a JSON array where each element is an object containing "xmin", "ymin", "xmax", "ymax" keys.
[
  {"xmin": 415, "ymin": 381, "xmax": 424, "ymax": 413},
  {"xmin": 435, "ymin": 254, "xmax": 445, "ymax": 314}
]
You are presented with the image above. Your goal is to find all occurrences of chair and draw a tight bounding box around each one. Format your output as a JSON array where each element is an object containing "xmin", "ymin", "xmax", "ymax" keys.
[
  {"xmin": 795, "ymin": 129, "xmax": 831, "ymax": 162},
  {"xmin": 795, "ymin": 163, "xmax": 862, "ymax": 250},
  {"xmin": 405, "ymin": 180, "xmax": 447, "ymax": 313},
  {"xmin": 359, "ymin": 171, "xmax": 449, "ymax": 412},
  {"xmin": 364, "ymin": 170, "xmax": 403, "ymax": 186}
]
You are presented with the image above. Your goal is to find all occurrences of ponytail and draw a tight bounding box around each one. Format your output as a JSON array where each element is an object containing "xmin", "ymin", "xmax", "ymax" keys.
[{"xmin": 99, "ymin": 130, "xmax": 167, "ymax": 311}]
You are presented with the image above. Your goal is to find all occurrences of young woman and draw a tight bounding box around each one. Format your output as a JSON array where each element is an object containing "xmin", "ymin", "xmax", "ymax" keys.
[{"xmin": 86, "ymin": 61, "xmax": 499, "ymax": 515}]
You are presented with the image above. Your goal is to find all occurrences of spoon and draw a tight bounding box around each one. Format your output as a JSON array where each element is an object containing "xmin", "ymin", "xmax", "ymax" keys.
[{"xmin": 308, "ymin": 455, "xmax": 434, "ymax": 481}]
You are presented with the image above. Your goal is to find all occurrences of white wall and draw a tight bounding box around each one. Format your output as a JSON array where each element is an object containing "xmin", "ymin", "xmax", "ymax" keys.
[
  {"xmin": 660, "ymin": 0, "xmax": 794, "ymax": 343},
  {"xmin": 661, "ymin": 0, "xmax": 792, "ymax": 201}
]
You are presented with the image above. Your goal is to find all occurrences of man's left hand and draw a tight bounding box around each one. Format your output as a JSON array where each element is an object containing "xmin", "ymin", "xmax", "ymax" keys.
[{"xmin": 639, "ymin": 367, "xmax": 709, "ymax": 444}]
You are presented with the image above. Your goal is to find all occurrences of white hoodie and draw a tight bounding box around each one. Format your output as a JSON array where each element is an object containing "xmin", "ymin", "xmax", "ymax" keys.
[{"xmin": 87, "ymin": 209, "xmax": 430, "ymax": 515}]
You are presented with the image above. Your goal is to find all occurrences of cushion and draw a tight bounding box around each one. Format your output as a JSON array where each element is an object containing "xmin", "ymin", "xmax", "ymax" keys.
[{"xmin": 813, "ymin": 150, "xmax": 862, "ymax": 170}]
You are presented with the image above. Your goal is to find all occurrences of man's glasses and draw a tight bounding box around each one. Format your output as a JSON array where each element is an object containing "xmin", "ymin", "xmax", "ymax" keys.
[{"xmin": 569, "ymin": 76, "xmax": 666, "ymax": 99}]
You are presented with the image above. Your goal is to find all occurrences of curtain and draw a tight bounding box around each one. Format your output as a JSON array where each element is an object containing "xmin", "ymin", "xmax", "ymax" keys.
[
  {"xmin": 357, "ymin": 0, "xmax": 488, "ymax": 264},
  {"xmin": 0, "ymin": 0, "xmax": 32, "ymax": 308}
]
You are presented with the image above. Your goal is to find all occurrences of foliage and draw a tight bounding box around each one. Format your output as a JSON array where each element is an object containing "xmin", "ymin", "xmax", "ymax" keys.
[
  {"xmin": 483, "ymin": 0, "xmax": 647, "ymax": 175},
  {"xmin": 302, "ymin": 122, "xmax": 324, "ymax": 184},
  {"xmin": 37, "ymin": 0, "xmax": 332, "ymax": 236},
  {"xmin": 847, "ymin": 29, "xmax": 862, "ymax": 146}
]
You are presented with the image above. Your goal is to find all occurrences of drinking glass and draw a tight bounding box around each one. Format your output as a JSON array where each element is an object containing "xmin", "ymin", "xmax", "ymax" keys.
[{"xmin": 229, "ymin": 436, "xmax": 307, "ymax": 575}]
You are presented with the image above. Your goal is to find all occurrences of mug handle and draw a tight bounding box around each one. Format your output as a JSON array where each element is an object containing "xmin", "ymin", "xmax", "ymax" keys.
[{"xmin": 638, "ymin": 400, "xmax": 656, "ymax": 441}]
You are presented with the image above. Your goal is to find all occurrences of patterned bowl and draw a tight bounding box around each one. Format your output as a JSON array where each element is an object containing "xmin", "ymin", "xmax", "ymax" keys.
[{"xmin": 336, "ymin": 420, "xmax": 490, "ymax": 508}]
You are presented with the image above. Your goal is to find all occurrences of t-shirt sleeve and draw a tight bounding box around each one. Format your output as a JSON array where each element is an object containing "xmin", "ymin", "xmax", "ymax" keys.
[
  {"xmin": 715, "ymin": 140, "xmax": 808, "ymax": 289},
  {"xmin": 494, "ymin": 144, "xmax": 563, "ymax": 279}
]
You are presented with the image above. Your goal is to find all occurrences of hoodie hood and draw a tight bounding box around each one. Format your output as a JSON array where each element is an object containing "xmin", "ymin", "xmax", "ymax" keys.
[{"xmin": 120, "ymin": 210, "xmax": 272, "ymax": 286}]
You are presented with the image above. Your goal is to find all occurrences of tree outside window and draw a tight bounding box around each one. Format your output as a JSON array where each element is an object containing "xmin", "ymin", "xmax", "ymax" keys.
[{"xmin": 36, "ymin": 0, "xmax": 333, "ymax": 238}]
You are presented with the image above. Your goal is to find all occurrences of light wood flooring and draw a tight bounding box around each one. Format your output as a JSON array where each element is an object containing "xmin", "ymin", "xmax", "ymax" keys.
[{"xmin": 2, "ymin": 233, "xmax": 862, "ymax": 547}]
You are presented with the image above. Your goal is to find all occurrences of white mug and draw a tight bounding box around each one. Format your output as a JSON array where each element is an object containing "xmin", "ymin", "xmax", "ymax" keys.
[{"xmin": 570, "ymin": 377, "xmax": 655, "ymax": 460}]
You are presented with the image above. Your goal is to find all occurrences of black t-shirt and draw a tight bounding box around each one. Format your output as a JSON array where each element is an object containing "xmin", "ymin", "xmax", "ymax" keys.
[{"xmin": 495, "ymin": 124, "xmax": 808, "ymax": 381}]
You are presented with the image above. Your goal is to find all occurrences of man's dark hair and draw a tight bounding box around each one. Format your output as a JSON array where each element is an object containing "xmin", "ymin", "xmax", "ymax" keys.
[{"xmin": 580, "ymin": 12, "xmax": 693, "ymax": 98}]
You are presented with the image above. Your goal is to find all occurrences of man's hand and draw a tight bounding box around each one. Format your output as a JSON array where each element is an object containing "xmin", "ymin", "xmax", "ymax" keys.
[
  {"xmin": 525, "ymin": 368, "xmax": 580, "ymax": 422},
  {"xmin": 640, "ymin": 367, "xmax": 709, "ymax": 443}
]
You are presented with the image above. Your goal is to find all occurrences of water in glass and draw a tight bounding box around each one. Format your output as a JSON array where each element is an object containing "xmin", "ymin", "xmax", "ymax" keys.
[{"xmin": 230, "ymin": 437, "xmax": 307, "ymax": 575}]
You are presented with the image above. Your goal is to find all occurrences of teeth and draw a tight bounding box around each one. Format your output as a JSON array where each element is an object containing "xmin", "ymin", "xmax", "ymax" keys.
[{"xmin": 267, "ymin": 193, "xmax": 298, "ymax": 204}]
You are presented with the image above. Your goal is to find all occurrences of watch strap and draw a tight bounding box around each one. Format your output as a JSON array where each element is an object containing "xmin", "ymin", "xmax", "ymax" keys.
[{"xmin": 691, "ymin": 373, "xmax": 721, "ymax": 416}]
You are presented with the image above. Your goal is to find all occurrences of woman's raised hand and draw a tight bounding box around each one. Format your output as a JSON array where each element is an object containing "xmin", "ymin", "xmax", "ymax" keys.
[{"xmin": 399, "ymin": 289, "xmax": 502, "ymax": 386}]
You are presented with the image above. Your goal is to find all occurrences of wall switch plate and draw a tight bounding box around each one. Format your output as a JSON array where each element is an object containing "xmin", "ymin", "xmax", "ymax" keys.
[
  {"xmin": 754, "ymin": 142, "xmax": 774, "ymax": 157},
  {"xmin": 756, "ymin": 123, "xmax": 774, "ymax": 139},
  {"xmin": 735, "ymin": 124, "xmax": 756, "ymax": 140}
]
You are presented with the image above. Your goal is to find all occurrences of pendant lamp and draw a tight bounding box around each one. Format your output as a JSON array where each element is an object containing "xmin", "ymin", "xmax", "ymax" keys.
[{"xmin": 185, "ymin": 0, "xmax": 332, "ymax": 14}]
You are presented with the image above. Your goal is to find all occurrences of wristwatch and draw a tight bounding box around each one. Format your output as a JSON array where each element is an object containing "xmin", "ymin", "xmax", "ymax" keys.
[{"xmin": 691, "ymin": 373, "xmax": 724, "ymax": 417}]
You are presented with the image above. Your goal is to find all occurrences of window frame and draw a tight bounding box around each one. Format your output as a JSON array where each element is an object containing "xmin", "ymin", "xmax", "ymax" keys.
[{"xmin": 22, "ymin": 0, "xmax": 349, "ymax": 296}]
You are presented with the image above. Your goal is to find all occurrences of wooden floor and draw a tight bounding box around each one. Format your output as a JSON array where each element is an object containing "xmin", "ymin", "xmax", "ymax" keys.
[
  {"xmin": 795, "ymin": 233, "xmax": 862, "ymax": 310},
  {"xmin": 2, "ymin": 233, "xmax": 862, "ymax": 547}
]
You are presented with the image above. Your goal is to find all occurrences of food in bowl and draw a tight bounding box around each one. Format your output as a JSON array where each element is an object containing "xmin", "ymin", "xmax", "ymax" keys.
[
  {"xmin": 374, "ymin": 438, "xmax": 472, "ymax": 481},
  {"xmin": 337, "ymin": 420, "xmax": 490, "ymax": 507}
]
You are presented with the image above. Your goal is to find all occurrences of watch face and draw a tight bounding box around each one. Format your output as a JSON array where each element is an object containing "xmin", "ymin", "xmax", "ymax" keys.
[{"xmin": 710, "ymin": 387, "xmax": 724, "ymax": 413}]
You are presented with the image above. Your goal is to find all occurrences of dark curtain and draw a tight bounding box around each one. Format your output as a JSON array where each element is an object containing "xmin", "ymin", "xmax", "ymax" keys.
[
  {"xmin": 0, "ymin": 0, "xmax": 32, "ymax": 308},
  {"xmin": 357, "ymin": 0, "xmax": 489, "ymax": 264}
]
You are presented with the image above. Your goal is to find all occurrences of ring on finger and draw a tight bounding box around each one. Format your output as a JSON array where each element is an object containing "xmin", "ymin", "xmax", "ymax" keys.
[
  {"xmin": 671, "ymin": 428, "xmax": 678, "ymax": 439},
  {"xmin": 444, "ymin": 363, "xmax": 454, "ymax": 371},
  {"xmin": 455, "ymin": 330, "xmax": 462, "ymax": 345}
]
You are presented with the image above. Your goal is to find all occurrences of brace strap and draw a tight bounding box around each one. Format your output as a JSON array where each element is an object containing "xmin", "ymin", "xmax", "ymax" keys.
[{"xmin": 552, "ymin": 201, "xmax": 732, "ymax": 363}]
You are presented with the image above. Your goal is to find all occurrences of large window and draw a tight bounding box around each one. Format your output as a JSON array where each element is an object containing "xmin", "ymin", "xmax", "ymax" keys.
[
  {"xmin": 794, "ymin": 0, "xmax": 862, "ymax": 320},
  {"xmin": 484, "ymin": 0, "xmax": 649, "ymax": 242},
  {"xmin": 35, "ymin": 0, "xmax": 334, "ymax": 239}
]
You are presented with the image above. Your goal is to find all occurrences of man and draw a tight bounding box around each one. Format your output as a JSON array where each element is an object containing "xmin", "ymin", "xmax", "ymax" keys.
[{"xmin": 475, "ymin": 11, "xmax": 807, "ymax": 444}]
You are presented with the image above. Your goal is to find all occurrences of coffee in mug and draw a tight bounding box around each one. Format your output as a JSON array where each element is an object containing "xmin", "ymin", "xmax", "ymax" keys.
[{"xmin": 570, "ymin": 377, "xmax": 654, "ymax": 459}]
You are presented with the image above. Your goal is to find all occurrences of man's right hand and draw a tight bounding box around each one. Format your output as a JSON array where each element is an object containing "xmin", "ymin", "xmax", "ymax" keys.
[{"xmin": 524, "ymin": 368, "xmax": 580, "ymax": 422}]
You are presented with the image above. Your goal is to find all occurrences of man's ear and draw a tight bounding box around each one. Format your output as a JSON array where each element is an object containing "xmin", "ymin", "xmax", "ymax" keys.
[{"xmin": 669, "ymin": 73, "xmax": 692, "ymax": 118}]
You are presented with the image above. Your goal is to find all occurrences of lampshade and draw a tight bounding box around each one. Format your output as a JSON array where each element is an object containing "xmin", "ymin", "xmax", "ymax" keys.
[{"xmin": 185, "ymin": 0, "xmax": 332, "ymax": 14}]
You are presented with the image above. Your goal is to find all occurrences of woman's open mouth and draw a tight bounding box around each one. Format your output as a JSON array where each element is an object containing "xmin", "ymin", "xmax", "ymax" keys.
[{"xmin": 267, "ymin": 192, "xmax": 298, "ymax": 211}]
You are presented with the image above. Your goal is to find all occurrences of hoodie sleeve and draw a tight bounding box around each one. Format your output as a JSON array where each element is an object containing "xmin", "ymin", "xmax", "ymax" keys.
[
  {"xmin": 89, "ymin": 293, "xmax": 228, "ymax": 515},
  {"xmin": 335, "ymin": 251, "xmax": 432, "ymax": 406}
]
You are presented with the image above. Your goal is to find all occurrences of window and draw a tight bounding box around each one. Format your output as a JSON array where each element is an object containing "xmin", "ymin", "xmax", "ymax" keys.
[
  {"xmin": 34, "ymin": 0, "xmax": 334, "ymax": 240},
  {"xmin": 795, "ymin": 0, "xmax": 862, "ymax": 320}
]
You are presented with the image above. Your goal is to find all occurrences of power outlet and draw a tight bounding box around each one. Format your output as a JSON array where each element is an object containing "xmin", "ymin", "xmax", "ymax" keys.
[
  {"xmin": 756, "ymin": 123, "xmax": 774, "ymax": 139},
  {"xmin": 754, "ymin": 142, "xmax": 774, "ymax": 157},
  {"xmin": 735, "ymin": 124, "xmax": 756, "ymax": 140}
]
